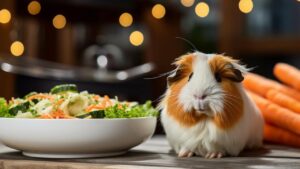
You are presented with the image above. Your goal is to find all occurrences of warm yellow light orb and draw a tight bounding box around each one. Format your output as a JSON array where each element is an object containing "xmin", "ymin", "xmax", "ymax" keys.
[
  {"xmin": 195, "ymin": 2, "xmax": 209, "ymax": 18},
  {"xmin": 152, "ymin": 4, "xmax": 166, "ymax": 19},
  {"xmin": 52, "ymin": 14, "xmax": 66, "ymax": 29},
  {"xmin": 239, "ymin": 0, "xmax": 254, "ymax": 14},
  {"xmin": 180, "ymin": 0, "xmax": 195, "ymax": 7},
  {"xmin": 0, "ymin": 9, "xmax": 11, "ymax": 24},
  {"xmin": 119, "ymin": 12, "xmax": 133, "ymax": 27},
  {"xmin": 27, "ymin": 1, "xmax": 41, "ymax": 15},
  {"xmin": 129, "ymin": 31, "xmax": 144, "ymax": 46},
  {"xmin": 10, "ymin": 41, "xmax": 25, "ymax": 57}
]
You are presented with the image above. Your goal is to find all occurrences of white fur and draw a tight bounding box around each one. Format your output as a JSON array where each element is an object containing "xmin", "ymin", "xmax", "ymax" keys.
[{"xmin": 161, "ymin": 52, "xmax": 264, "ymax": 157}]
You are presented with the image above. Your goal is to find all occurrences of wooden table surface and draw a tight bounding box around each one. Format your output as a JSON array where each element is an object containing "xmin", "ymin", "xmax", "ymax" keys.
[{"xmin": 0, "ymin": 135, "xmax": 300, "ymax": 169}]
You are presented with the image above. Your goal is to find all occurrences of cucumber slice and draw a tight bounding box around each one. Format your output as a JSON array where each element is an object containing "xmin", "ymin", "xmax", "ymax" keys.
[
  {"xmin": 90, "ymin": 110, "xmax": 105, "ymax": 119},
  {"xmin": 76, "ymin": 113, "xmax": 91, "ymax": 119},
  {"xmin": 9, "ymin": 101, "xmax": 30, "ymax": 116},
  {"xmin": 76, "ymin": 110, "xmax": 105, "ymax": 119},
  {"xmin": 50, "ymin": 84, "xmax": 78, "ymax": 94}
]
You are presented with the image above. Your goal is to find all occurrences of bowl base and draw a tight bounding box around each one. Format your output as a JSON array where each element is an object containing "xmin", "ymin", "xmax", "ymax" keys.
[{"xmin": 22, "ymin": 151, "xmax": 127, "ymax": 159}]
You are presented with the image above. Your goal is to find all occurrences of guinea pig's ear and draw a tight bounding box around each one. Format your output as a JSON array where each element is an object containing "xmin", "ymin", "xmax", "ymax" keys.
[
  {"xmin": 223, "ymin": 63, "xmax": 244, "ymax": 82},
  {"xmin": 167, "ymin": 66, "xmax": 184, "ymax": 86},
  {"xmin": 221, "ymin": 63, "xmax": 245, "ymax": 83}
]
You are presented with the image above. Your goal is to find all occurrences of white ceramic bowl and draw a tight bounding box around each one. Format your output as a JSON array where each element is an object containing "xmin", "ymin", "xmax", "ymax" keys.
[{"xmin": 0, "ymin": 117, "xmax": 156, "ymax": 158}]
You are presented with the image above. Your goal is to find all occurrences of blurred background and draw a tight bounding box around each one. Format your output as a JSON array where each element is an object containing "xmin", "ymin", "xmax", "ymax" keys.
[{"xmin": 0, "ymin": 0, "xmax": 300, "ymax": 104}]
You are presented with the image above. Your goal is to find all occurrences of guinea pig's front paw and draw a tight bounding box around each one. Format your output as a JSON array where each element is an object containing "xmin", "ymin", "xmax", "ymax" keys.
[
  {"xmin": 178, "ymin": 148, "xmax": 194, "ymax": 158},
  {"xmin": 204, "ymin": 152, "xmax": 224, "ymax": 159}
]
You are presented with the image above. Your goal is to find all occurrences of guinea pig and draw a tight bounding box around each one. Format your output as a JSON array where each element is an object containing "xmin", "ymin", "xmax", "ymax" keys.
[{"xmin": 159, "ymin": 51, "xmax": 264, "ymax": 158}]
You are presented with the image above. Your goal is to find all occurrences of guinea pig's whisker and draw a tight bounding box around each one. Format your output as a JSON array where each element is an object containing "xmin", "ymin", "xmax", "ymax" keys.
[
  {"xmin": 209, "ymin": 91, "xmax": 224, "ymax": 96},
  {"xmin": 223, "ymin": 100, "xmax": 240, "ymax": 112},
  {"xmin": 221, "ymin": 91, "xmax": 240, "ymax": 99},
  {"xmin": 222, "ymin": 95, "xmax": 239, "ymax": 103},
  {"xmin": 219, "ymin": 92, "xmax": 240, "ymax": 102},
  {"xmin": 222, "ymin": 101, "xmax": 235, "ymax": 109}
]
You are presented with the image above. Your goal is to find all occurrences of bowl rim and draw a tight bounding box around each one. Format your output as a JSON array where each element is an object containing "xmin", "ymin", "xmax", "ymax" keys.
[{"xmin": 0, "ymin": 116, "xmax": 157, "ymax": 121}]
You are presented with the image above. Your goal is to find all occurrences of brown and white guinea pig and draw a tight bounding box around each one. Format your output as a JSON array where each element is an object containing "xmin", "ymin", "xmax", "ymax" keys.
[{"xmin": 159, "ymin": 51, "xmax": 264, "ymax": 158}]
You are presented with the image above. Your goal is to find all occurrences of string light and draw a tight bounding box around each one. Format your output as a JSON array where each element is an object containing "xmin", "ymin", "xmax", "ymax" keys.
[
  {"xmin": 119, "ymin": 12, "xmax": 133, "ymax": 27},
  {"xmin": 239, "ymin": 0, "xmax": 254, "ymax": 14},
  {"xmin": 10, "ymin": 41, "xmax": 25, "ymax": 57},
  {"xmin": 180, "ymin": 0, "xmax": 195, "ymax": 7},
  {"xmin": 152, "ymin": 4, "xmax": 166, "ymax": 19},
  {"xmin": 52, "ymin": 14, "xmax": 66, "ymax": 29},
  {"xmin": 195, "ymin": 2, "xmax": 209, "ymax": 18},
  {"xmin": 129, "ymin": 31, "xmax": 144, "ymax": 46},
  {"xmin": 27, "ymin": 1, "xmax": 41, "ymax": 15},
  {"xmin": 0, "ymin": 9, "xmax": 11, "ymax": 24}
]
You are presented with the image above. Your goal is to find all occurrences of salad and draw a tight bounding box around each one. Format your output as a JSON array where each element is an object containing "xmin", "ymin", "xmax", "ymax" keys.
[{"xmin": 0, "ymin": 84, "xmax": 158, "ymax": 119}]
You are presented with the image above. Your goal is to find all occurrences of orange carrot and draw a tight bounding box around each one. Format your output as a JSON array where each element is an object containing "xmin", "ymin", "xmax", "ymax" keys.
[
  {"xmin": 101, "ymin": 95, "xmax": 112, "ymax": 107},
  {"xmin": 93, "ymin": 95, "xmax": 101, "ymax": 101},
  {"xmin": 246, "ymin": 90, "xmax": 269, "ymax": 110},
  {"xmin": 54, "ymin": 99, "xmax": 64, "ymax": 106},
  {"xmin": 243, "ymin": 73, "xmax": 300, "ymax": 101},
  {"xmin": 266, "ymin": 89, "xmax": 300, "ymax": 114},
  {"xmin": 27, "ymin": 94, "xmax": 54, "ymax": 101},
  {"xmin": 274, "ymin": 63, "xmax": 300, "ymax": 90},
  {"xmin": 50, "ymin": 109, "xmax": 66, "ymax": 119},
  {"xmin": 39, "ymin": 114, "xmax": 54, "ymax": 119},
  {"xmin": 264, "ymin": 123, "xmax": 300, "ymax": 148},
  {"xmin": 247, "ymin": 91, "xmax": 300, "ymax": 135},
  {"xmin": 85, "ymin": 105, "xmax": 104, "ymax": 112}
]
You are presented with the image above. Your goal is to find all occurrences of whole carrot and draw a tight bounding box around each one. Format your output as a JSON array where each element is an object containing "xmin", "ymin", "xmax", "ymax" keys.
[
  {"xmin": 246, "ymin": 90, "xmax": 268, "ymax": 110},
  {"xmin": 243, "ymin": 73, "xmax": 300, "ymax": 101},
  {"xmin": 247, "ymin": 91, "xmax": 300, "ymax": 135},
  {"xmin": 266, "ymin": 89, "xmax": 300, "ymax": 114},
  {"xmin": 264, "ymin": 123, "xmax": 300, "ymax": 148},
  {"xmin": 274, "ymin": 63, "xmax": 300, "ymax": 91}
]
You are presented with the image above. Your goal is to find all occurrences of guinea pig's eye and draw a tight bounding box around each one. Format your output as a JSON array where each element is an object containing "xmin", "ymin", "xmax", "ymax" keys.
[
  {"xmin": 188, "ymin": 73, "xmax": 193, "ymax": 81},
  {"xmin": 215, "ymin": 73, "xmax": 222, "ymax": 82}
]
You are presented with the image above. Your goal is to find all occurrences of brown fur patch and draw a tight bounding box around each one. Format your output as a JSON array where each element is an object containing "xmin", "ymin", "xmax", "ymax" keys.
[
  {"xmin": 166, "ymin": 54, "xmax": 206, "ymax": 127},
  {"xmin": 213, "ymin": 80, "xmax": 244, "ymax": 129},
  {"xmin": 167, "ymin": 54, "xmax": 194, "ymax": 86},
  {"xmin": 209, "ymin": 55, "xmax": 244, "ymax": 129}
]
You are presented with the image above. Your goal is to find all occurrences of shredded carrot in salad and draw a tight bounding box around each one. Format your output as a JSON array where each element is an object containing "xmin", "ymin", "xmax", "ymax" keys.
[
  {"xmin": 40, "ymin": 109, "xmax": 74, "ymax": 119},
  {"xmin": 54, "ymin": 99, "xmax": 64, "ymax": 106},
  {"xmin": 85, "ymin": 105, "xmax": 104, "ymax": 112},
  {"xmin": 93, "ymin": 95, "xmax": 100, "ymax": 101},
  {"xmin": 27, "ymin": 94, "xmax": 54, "ymax": 101},
  {"xmin": 85, "ymin": 95, "xmax": 113, "ymax": 112},
  {"xmin": 39, "ymin": 114, "xmax": 54, "ymax": 119}
]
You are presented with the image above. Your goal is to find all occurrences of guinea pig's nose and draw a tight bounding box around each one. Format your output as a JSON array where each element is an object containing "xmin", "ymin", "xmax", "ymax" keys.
[{"xmin": 193, "ymin": 94, "xmax": 207, "ymax": 100}]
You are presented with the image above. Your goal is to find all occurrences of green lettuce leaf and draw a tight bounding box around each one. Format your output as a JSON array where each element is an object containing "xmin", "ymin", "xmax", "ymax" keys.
[
  {"xmin": 104, "ymin": 100, "xmax": 159, "ymax": 118},
  {"xmin": 0, "ymin": 98, "xmax": 12, "ymax": 117}
]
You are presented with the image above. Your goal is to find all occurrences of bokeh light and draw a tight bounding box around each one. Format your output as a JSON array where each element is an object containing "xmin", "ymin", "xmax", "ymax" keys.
[
  {"xmin": 129, "ymin": 31, "xmax": 144, "ymax": 46},
  {"xmin": 52, "ymin": 14, "xmax": 66, "ymax": 29},
  {"xmin": 0, "ymin": 9, "xmax": 11, "ymax": 24},
  {"xmin": 119, "ymin": 12, "xmax": 133, "ymax": 27},
  {"xmin": 195, "ymin": 2, "xmax": 210, "ymax": 18},
  {"xmin": 239, "ymin": 0, "xmax": 254, "ymax": 14},
  {"xmin": 10, "ymin": 41, "xmax": 25, "ymax": 57},
  {"xmin": 180, "ymin": 0, "xmax": 195, "ymax": 7},
  {"xmin": 152, "ymin": 4, "xmax": 166, "ymax": 19},
  {"xmin": 27, "ymin": 1, "xmax": 41, "ymax": 15}
]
